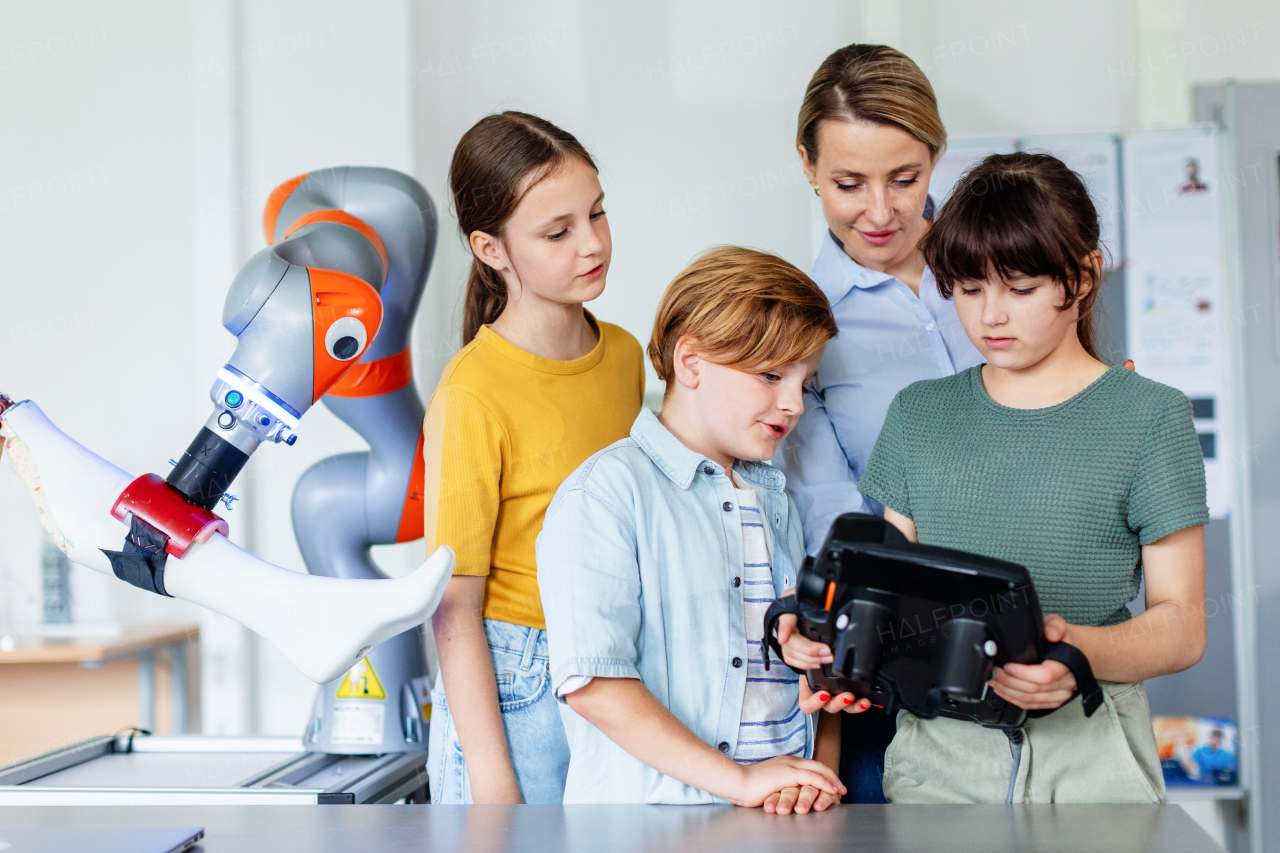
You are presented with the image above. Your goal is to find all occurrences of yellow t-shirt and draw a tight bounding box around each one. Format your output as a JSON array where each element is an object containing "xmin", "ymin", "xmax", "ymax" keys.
[{"xmin": 422, "ymin": 315, "xmax": 644, "ymax": 630}]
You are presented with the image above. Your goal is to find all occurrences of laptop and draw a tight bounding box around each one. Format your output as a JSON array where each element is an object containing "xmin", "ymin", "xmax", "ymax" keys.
[{"xmin": 0, "ymin": 826, "xmax": 204, "ymax": 853}]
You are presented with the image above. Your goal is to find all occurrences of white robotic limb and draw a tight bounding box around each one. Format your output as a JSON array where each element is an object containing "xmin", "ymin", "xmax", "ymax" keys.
[{"xmin": 1, "ymin": 398, "xmax": 452, "ymax": 684}]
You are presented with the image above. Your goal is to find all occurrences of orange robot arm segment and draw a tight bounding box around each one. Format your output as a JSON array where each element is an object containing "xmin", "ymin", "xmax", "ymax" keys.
[{"xmin": 310, "ymin": 267, "xmax": 384, "ymax": 404}]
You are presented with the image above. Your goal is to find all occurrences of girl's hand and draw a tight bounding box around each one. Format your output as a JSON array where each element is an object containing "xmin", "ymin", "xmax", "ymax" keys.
[
  {"xmin": 774, "ymin": 612, "xmax": 832, "ymax": 670},
  {"xmin": 799, "ymin": 675, "xmax": 871, "ymax": 715},
  {"xmin": 732, "ymin": 755, "xmax": 845, "ymax": 808},
  {"xmin": 763, "ymin": 785, "xmax": 841, "ymax": 815},
  {"xmin": 989, "ymin": 614, "xmax": 1078, "ymax": 711}
]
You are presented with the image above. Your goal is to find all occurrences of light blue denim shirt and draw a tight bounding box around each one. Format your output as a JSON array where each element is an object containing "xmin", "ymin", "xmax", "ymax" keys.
[
  {"xmin": 536, "ymin": 408, "xmax": 811, "ymax": 804},
  {"xmin": 774, "ymin": 230, "xmax": 983, "ymax": 554}
]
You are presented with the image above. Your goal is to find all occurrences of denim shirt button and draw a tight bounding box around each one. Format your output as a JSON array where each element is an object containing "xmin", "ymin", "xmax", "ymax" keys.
[
  {"xmin": 722, "ymin": 501, "xmax": 733, "ymax": 512},
  {"xmin": 732, "ymin": 576, "xmax": 741, "ymax": 588},
  {"xmin": 732, "ymin": 657, "xmax": 743, "ymax": 668},
  {"xmin": 703, "ymin": 466, "xmax": 714, "ymax": 475},
  {"xmin": 718, "ymin": 742, "xmax": 730, "ymax": 753}
]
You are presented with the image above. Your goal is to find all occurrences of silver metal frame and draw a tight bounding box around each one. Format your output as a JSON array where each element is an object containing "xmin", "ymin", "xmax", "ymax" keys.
[{"xmin": 0, "ymin": 735, "xmax": 427, "ymax": 806}]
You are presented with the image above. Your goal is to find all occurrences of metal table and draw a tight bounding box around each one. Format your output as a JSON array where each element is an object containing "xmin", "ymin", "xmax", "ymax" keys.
[
  {"xmin": 0, "ymin": 803, "xmax": 1223, "ymax": 852},
  {"xmin": 0, "ymin": 734, "xmax": 427, "ymax": 806}
]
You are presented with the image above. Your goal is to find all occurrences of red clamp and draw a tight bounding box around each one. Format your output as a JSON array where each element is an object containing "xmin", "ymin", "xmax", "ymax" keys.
[{"xmin": 111, "ymin": 474, "xmax": 230, "ymax": 558}]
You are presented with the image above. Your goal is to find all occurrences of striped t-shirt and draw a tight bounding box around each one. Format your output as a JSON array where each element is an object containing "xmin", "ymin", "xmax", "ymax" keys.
[{"xmin": 732, "ymin": 478, "xmax": 805, "ymax": 764}]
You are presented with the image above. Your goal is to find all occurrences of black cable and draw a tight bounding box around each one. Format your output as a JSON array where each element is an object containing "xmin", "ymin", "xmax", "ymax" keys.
[
  {"xmin": 113, "ymin": 726, "xmax": 152, "ymax": 753},
  {"xmin": 1004, "ymin": 728, "xmax": 1025, "ymax": 804}
]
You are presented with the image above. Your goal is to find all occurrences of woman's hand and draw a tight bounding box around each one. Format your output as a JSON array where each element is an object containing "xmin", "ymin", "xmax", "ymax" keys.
[
  {"xmin": 731, "ymin": 755, "xmax": 845, "ymax": 808},
  {"xmin": 989, "ymin": 614, "xmax": 1077, "ymax": 711},
  {"xmin": 798, "ymin": 674, "xmax": 871, "ymax": 714},
  {"xmin": 774, "ymin": 602, "xmax": 872, "ymax": 714},
  {"xmin": 764, "ymin": 785, "xmax": 841, "ymax": 815}
]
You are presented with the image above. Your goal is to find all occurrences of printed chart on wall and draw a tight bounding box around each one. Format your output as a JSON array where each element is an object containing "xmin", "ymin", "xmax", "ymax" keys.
[{"xmin": 1123, "ymin": 125, "xmax": 1234, "ymax": 517}]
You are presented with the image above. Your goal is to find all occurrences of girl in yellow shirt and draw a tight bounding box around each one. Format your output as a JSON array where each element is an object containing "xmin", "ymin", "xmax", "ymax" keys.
[{"xmin": 425, "ymin": 112, "xmax": 644, "ymax": 804}]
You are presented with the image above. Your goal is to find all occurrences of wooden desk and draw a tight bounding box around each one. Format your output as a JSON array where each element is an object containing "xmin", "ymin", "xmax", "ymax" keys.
[{"xmin": 0, "ymin": 624, "xmax": 198, "ymax": 764}]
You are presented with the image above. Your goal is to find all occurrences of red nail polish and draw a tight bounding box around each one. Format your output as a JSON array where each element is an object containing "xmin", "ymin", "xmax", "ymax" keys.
[
  {"xmin": 842, "ymin": 695, "xmax": 854, "ymax": 705},
  {"xmin": 818, "ymin": 692, "xmax": 830, "ymax": 702}
]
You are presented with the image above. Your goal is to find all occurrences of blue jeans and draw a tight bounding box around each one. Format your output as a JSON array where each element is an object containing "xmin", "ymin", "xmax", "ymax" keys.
[
  {"xmin": 428, "ymin": 618, "xmax": 569, "ymax": 804},
  {"xmin": 840, "ymin": 705, "xmax": 897, "ymax": 803}
]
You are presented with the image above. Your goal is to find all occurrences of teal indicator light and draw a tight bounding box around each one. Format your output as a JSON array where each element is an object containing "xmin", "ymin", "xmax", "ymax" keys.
[{"xmin": 225, "ymin": 390, "xmax": 243, "ymax": 408}]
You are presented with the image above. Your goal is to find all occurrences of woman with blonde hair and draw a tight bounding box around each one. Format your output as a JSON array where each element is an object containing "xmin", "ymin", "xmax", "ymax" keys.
[{"xmin": 772, "ymin": 44, "xmax": 983, "ymax": 802}]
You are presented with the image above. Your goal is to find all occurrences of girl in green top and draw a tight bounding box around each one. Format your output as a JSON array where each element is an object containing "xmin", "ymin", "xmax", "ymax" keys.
[{"xmin": 856, "ymin": 152, "xmax": 1209, "ymax": 803}]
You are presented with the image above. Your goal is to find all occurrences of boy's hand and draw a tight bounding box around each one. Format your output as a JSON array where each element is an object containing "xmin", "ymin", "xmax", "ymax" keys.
[
  {"xmin": 732, "ymin": 755, "xmax": 845, "ymax": 808},
  {"xmin": 774, "ymin": 612, "xmax": 832, "ymax": 670},
  {"xmin": 799, "ymin": 676, "xmax": 871, "ymax": 715},
  {"xmin": 764, "ymin": 785, "xmax": 841, "ymax": 815},
  {"xmin": 989, "ymin": 614, "xmax": 1077, "ymax": 710}
]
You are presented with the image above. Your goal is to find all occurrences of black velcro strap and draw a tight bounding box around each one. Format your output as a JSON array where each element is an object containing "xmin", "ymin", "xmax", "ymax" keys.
[
  {"xmin": 1026, "ymin": 641, "xmax": 1103, "ymax": 719},
  {"xmin": 761, "ymin": 595, "xmax": 801, "ymax": 673},
  {"xmin": 101, "ymin": 515, "xmax": 172, "ymax": 597}
]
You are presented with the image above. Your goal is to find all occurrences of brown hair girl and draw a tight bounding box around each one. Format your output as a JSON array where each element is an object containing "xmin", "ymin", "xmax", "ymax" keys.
[
  {"xmin": 921, "ymin": 151, "xmax": 1106, "ymax": 360},
  {"xmin": 448, "ymin": 111, "xmax": 597, "ymax": 345}
]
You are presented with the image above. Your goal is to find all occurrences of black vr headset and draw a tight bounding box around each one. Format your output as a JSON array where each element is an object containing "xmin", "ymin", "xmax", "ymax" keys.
[{"xmin": 763, "ymin": 514, "xmax": 1104, "ymax": 731}]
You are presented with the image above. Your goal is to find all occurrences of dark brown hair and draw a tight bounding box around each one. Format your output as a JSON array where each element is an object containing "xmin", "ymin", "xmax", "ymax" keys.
[
  {"xmin": 648, "ymin": 246, "xmax": 837, "ymax": 388},
  {"xmin": 449, "ymin": 111, "xmax": 597, "ymax": 345},
  {"xmin": 797, "ymin": 44, "xmax": 946, "ymax": 165},
  {"xmin": 921, "ymin": 152, "xmax": 1105, "ymax": 360}
]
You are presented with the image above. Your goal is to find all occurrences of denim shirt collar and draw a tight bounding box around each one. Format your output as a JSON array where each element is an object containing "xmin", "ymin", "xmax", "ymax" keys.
[{"xmin": 630, "ymin": 408, "xmax": 786, "ymax": 492}]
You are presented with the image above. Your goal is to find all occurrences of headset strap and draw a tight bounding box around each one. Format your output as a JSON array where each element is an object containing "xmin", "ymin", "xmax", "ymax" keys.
[
  {"xmin": 1026, "ymin": 641, "xmax": 1104, "ymax": 719},
  {"xmin": 761, "ymin": 595, "xmax": 802, "ymax": 673}
]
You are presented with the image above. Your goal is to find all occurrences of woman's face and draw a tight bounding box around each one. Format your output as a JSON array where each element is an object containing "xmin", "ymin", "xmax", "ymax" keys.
[
  {"xmin": 801, "ymin": 119, "xmax": 934, "ymax": 272},
  {"xmin": 475, "ymin": 156, "xmax": 611, "ymax": 312}
]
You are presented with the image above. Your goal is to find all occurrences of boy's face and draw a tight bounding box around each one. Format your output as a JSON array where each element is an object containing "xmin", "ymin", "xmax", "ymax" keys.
[{"xmin": 667, "ymin": 344, "xmax": 823, "ymax": 467}]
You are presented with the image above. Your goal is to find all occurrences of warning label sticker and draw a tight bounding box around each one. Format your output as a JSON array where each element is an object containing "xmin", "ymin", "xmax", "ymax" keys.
[
  {"xmin": 410, "ymin": 675, "xmax": 432, "ymax": 721},
  {"xmin": 336, "ymin": 657, "xmax": 386, "ymax": 700},
  {"xmin": 330, "ymin": 702, "xmax": 385, "ymax": 745}
]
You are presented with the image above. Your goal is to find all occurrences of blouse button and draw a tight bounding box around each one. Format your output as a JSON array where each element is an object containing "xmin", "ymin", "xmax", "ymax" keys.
[{"xmin": 722, "ymin": 501, "xmax": 733, "ymax": 512}]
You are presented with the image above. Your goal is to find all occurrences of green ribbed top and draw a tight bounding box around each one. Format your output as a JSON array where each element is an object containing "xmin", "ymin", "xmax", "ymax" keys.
[{"xmin": 859, "ymin": 366, "xmax": 1208, "ymax": 627}]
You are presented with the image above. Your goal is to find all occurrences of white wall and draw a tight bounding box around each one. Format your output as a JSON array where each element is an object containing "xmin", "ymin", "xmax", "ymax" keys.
[
  {"xmin": 0, "ymin": 3, "xmax": 203, "ymax": 636},
  {"xmin": 1, "ymin": 0, "xmax": 1278, "ymax": 746},
  {"xmin": 412, "ymin": 0, "xmax": 860, "ymax": 402}
]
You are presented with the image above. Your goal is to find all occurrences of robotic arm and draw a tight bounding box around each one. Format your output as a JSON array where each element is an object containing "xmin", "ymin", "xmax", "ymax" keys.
[
  {"xmin": 102, "ymin": 172, "xmax": 391, "ymax": 595},
  {"xmin": 0, "ymin": 168, "xmax": 450, "ymax": 687}
]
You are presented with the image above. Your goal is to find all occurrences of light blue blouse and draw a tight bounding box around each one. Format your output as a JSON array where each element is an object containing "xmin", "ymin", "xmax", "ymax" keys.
[
  {"xmin": 537, "ymin": 408, "xmax": 811, "ymax": 804},
  {"xmin": 774, "ymin": 230, "xmax": 983, "ymax": 554}
]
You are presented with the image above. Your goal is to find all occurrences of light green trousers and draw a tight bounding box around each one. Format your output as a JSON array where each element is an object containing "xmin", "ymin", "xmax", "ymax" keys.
[{"xmin": 883, "ymin": 681, "xmax": 1165, "ymax": 803}]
